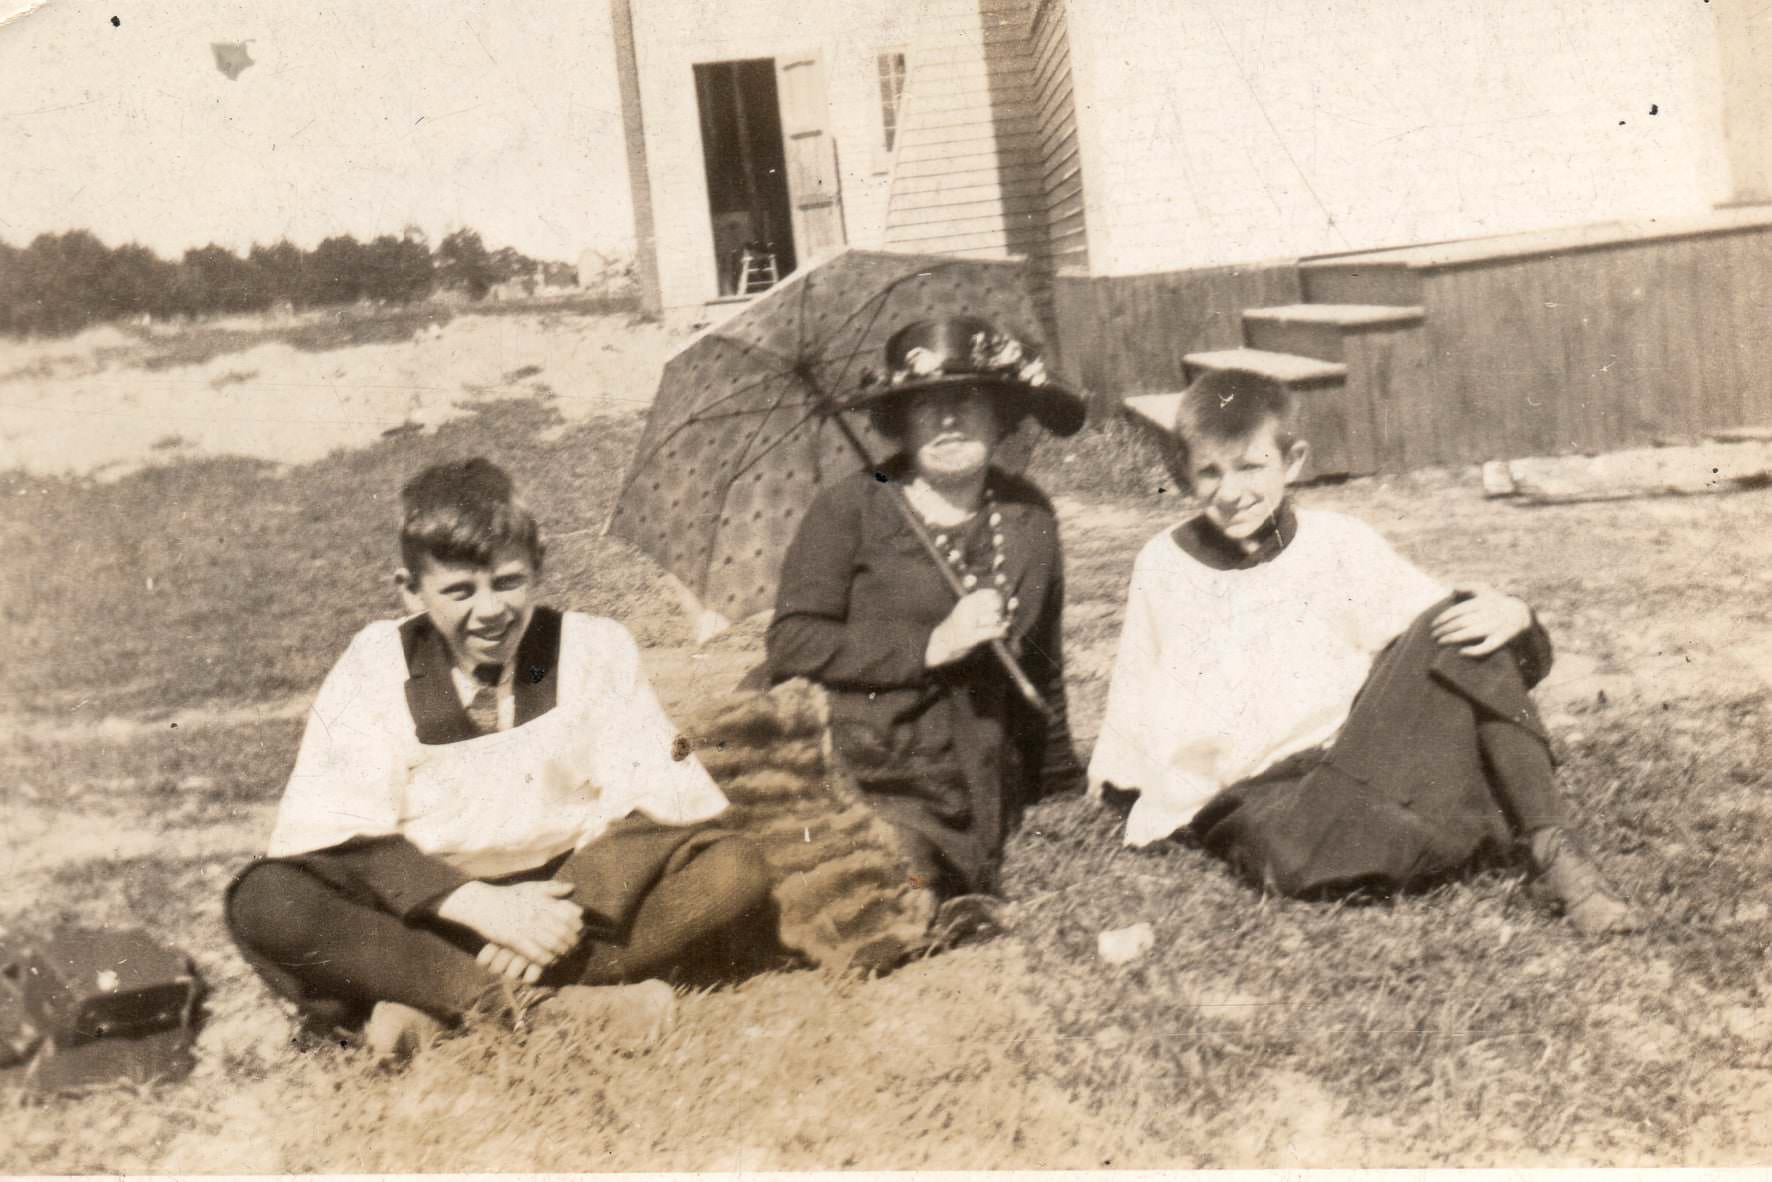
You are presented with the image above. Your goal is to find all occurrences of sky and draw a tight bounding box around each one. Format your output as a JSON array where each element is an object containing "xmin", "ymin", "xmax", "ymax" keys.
[{"xmin": 0, "ymin": 0, "xmax": 636, "ymax": 263}]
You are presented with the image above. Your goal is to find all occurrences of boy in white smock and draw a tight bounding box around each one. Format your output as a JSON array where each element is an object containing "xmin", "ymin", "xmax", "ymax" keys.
[
  {"xmin": 226, "ymin": 459, "xmax": 772, "ymax": 1059},
  {"xmin": 1088, "ymin": 371, "xmax": 1645, "ymax": 933}
]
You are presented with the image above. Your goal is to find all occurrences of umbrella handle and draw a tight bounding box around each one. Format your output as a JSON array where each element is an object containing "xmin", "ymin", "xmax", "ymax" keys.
[{"xmin": 881, "ymin": 484, "xmax": 1050, "ymax": 718}]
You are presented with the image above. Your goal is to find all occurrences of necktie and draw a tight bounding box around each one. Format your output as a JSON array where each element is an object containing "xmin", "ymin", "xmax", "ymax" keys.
[{"xmin": 466, "ymin": 666, "xmax": 502, "ymax": 734}]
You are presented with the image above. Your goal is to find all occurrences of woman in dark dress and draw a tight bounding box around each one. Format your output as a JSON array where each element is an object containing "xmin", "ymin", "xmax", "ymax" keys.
[{"xmin": 766, "ymin": 316, "xmax": 1087, "ymax": 906}]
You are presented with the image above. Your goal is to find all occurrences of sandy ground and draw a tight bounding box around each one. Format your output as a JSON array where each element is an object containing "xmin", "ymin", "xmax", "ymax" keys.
[{"xmin": 0, "ymin": 307, "xmax": 688, "ymax": 477}]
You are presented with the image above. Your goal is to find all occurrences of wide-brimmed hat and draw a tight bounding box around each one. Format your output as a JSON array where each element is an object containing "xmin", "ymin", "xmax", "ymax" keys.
[{"xmin": 852, "ymin": 316, "xmax": 1085, "ymax": 437}]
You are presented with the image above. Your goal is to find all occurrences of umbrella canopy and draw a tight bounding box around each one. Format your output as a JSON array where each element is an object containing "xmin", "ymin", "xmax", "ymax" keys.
[{"xmin": 608, "ymin": 250, "xmax": 1055, "ymax": 635}]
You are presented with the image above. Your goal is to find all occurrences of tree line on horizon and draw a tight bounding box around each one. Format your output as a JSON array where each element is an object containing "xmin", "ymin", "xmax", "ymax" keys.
[{"xmin": 0, "ymin": 228, "xmax": 572, "ymax": 338}]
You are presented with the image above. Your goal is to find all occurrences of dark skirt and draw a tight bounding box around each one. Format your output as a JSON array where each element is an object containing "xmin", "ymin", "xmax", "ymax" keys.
[
  {"xmin": 1190, "ymin": 599, "xmax": 1562, "ymax": 897},
  {"xmin": 827, "ymin": 673, "xmax": 1020, "ymax": 899}
]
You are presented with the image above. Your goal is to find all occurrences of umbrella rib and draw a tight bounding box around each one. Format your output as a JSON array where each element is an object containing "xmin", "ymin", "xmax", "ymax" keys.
[
  {"xmin": 610, "ymin": 342, "xmax": 809, "ymax": 519},
  {"xmin": 725, "ymin": 402, "xmax": 825, "ymax": 486},
  {"xmin": 665, "ymin": 339, "xmax": 802, "ymax": 421}
]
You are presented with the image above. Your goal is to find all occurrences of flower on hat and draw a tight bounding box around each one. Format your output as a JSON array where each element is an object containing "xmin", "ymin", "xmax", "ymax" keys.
[
  {"xmin": 891, "ymin": 345, "xmax": 944, "ymax": 385},
  {"xmin": 1017, "ymin": 355, "xmax": 1049, "ymax": 388},
  {"xmin": 971, "ymin": 331, "xmax": 1025, "ymax": 372}
]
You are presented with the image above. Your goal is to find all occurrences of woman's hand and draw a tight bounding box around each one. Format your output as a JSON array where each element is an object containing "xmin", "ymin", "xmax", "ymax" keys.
[
  {"xmin": 926, "ymin": 589, "xmax": 1009, "ymax": 668},
  {"xmin": 434, "ymin": 880, "xmax": 585, "ymax": 968},
  {"xmin": 1432, "ymin": 587, "xmax": 1533, "ymax": 657}
]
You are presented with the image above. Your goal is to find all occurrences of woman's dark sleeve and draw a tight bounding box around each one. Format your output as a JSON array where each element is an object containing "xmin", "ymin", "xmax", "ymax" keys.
[
  {"xmin": 766, "ymin": 481, "xmax": 935, "ymax": 691},
  {"xmin": 1021, "ymin": 544, "xmax": 1085, "ymax": 799}
]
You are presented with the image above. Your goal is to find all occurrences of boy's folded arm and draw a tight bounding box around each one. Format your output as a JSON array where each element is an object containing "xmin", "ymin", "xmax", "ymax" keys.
[
  {"xmin": 432, "ymin": 879, "xmax": 584, "ymax": 964},
  {"xmin": 1084, "ymin": 554, "xmax": 1172, "ymax": 799},
  {"xmin": 1121, "ymin": 765, "xmax": 1221, "ymax": 846},
  {"xmin": 268, "ymin": 623, "xmax": 414, "ymax": 856},
  {"xmin": 299, "ymin": 835, "xmax": 473, "ymax": 920}
]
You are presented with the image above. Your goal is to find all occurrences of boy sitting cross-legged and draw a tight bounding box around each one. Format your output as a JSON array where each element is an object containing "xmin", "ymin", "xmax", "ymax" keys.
[
  {"xmin": 1088, "ymin": 371, "xmax": 1646, "ymax": 933},
  {"xmin": 226, "ymin": 458, "xmax": 773, "ymax": 1061}
]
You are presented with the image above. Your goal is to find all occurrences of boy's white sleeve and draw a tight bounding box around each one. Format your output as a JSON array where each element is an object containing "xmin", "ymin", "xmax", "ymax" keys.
[
  {"xmin": 577, "ymin": 617, "xmax": 730, "ymax": 835},
  {"xmin": 267, "ymin": 623, "xmax": 407, "ymax": 857},
  {"xmin": 1087, "ymin": 546, "xmax": 1221, "ymax": 844},
  {"xmin": 1346, "ymin": 518, "xmax": 1448, "ymax": 654}
]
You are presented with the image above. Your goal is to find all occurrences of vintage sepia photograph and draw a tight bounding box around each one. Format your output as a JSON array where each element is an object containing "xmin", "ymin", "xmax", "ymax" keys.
[{"xmin": 2, "ymin": 0, "xmax": 1770, "ymax": 1170}]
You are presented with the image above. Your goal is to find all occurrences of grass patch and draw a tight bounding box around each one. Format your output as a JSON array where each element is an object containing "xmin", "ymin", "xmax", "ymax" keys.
[
  {"xmin": 1, "ymin": 398, "xmax": 683, "ymax": 718},
  {"xmin": 1027, "ymin": 411, "xmax": 1174, "ymax": 501}
]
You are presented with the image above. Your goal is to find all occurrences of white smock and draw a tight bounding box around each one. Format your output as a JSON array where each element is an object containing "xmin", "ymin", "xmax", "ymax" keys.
[
  {"xmin": 266, "ymin": 612, "xmax": 730, "ymax": 877},
  {"xmin": 1086, "ymin": 510, "xmax": 1445, "ymax": 847}
]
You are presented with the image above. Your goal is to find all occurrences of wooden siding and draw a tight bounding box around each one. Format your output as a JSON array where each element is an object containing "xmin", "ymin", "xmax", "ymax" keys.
[
  {"xmin": 881, "ymin": 0, "xmax": 1048, "ymax": 264},
  {"xmin": 1406, "ymin": 223, "xmax": 1772, "ymax": 466},
  {"xmin": 1030, "ymin": 0, "xmax": 1086, "ymax": 275},
  {"xmin": 1058, "ymin": 216, "xmax": 1772, "ymax": 474},
  {"xmin": 1050, "ymin": 262, "xmax": 1303, "ymax": 399}
]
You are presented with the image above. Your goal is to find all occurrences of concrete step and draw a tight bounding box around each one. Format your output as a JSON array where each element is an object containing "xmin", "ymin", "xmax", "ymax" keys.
[
  {"xmin": 1242, "ymin": 303, "xmax": 1426, "ymax": 362},
  {"xmin": 1297, "ymin": 261, "xmax": 1421, "ymax": 306},
  {"xmin": 1182, "ymin": 347, "xmax": 1348, "ymax": 389}
]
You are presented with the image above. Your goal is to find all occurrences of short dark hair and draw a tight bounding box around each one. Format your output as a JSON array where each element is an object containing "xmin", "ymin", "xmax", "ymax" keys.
[
  {"xmin": 1164, "ymin": 369, "xmax": 1297, "ymax": 478},
  {"xmin": 399, "ymin": 457, "xmax": 544, "ymax": 573}
]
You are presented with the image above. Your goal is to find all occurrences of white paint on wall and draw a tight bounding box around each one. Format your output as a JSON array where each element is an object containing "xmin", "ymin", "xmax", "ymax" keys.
[{"xmin": 1064, "ymin": 0, "xmax": 1732, "ymax": 276}]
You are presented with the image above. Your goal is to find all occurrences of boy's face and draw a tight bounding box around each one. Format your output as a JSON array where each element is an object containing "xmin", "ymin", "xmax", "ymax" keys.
[
  {"xmin": 1183, "ymin": 420, "xmax": 1308, "ymax": 545},
  {"xmin": 397, "ymin": 544, "xmax": 537, "ymax": 673}
]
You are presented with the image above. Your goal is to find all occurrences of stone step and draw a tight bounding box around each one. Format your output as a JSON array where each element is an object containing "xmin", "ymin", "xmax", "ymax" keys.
[
  {"xmin": 1120, "ymin": 391, "xmax": 1184, "ymax": 441},
  {"xmin": 1182, "ymin": 347, "xmax": 1348, "ymax": 388},
  {"xmin": 1297, "ymin": 261, "xmax": 1421, "ymax": 306},
  {"xmin": 1242, "ymin": 303, "xmax": 1425, "ymax": 362}
]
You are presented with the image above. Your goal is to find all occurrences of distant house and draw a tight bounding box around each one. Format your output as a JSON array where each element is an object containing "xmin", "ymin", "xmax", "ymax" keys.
[{"xmin": 614, "ymin": 0, "xmax": 1772, "ymax": 470}]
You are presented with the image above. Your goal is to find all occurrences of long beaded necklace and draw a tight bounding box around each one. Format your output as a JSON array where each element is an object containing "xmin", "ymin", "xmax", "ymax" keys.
[{"xmin": 927, "ymin": 484, "xmax": 1021, "ymax": 618}]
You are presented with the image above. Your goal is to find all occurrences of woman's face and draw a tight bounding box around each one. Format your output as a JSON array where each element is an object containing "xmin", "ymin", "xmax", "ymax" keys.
[{"xmin": 903, "ymin": 386, "xmax": 1002, "ymax": 482}]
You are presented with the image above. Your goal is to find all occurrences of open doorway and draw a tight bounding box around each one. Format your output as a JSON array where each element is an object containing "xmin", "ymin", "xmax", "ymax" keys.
[{"xmin": 694, "ymin": 59, "xmax": 797, "ymax": 297}]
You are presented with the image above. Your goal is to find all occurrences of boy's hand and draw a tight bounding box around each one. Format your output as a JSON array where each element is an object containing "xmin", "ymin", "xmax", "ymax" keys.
[
  {"xmin": 476, "ymin": 942, "xmax": 547, "ymax": 985},
  {"xmin": 435, "ymin": 880, "xmax": 585, "ymax": 967},
  {"xmin": 1432, "ymin": 587, "xmax": 1533, "ymax": 657}
]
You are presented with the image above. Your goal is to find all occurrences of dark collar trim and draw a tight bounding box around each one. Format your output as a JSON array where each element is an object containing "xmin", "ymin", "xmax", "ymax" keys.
[
  {"xmin": 1172, "ymin": 500, "xmax": 1298, "ymax": 571},
  {"xmin": 400, "ymin": 606, "xmax": 563, "ymax": 745}
]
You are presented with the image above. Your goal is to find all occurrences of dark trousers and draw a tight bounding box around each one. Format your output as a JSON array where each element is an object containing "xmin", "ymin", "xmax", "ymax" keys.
[
  {"xmin": 1191, "ymin": 599, "xmax": 1567, "ymax": 897},
  {"xmin": 226, "ymin": 819, "xmax": 773, "ymax": 1029}
]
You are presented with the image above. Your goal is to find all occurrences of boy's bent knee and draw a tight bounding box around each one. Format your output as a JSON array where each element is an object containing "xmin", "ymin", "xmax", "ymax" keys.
[
  {"xmin": 696, "ymin": 836, "xmax": 774, "ymax": 916},
  {"xmin": 225, "ymin": 861, "xmax": 334, "ymax": 956}
]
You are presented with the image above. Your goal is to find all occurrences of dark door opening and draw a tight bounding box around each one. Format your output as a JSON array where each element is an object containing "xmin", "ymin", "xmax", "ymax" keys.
[{"xmin": 694, "ymin": 59, "xmax": 797, "ymax": 297}]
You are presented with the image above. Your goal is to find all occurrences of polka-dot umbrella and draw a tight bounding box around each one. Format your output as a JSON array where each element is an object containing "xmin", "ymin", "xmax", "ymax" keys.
[{"xmin": 607, "ymin": 250, "xmax": 1056, "ymax": 653}]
